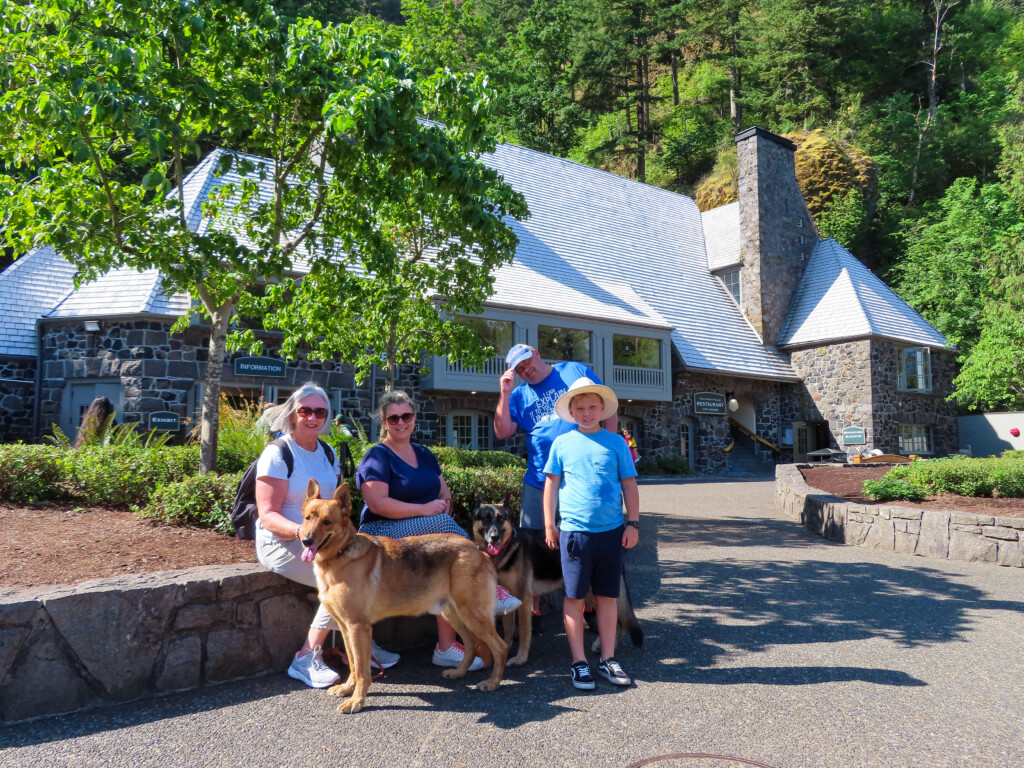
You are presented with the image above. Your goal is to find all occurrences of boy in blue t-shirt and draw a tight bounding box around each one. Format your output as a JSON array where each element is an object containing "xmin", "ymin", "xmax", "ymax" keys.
[{"xmin": 543, "ymin": 378, "xmax": 639, "ymax": 690}]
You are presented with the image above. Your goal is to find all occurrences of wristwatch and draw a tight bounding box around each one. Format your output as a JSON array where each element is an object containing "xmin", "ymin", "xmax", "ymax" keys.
[{"xmin": 625, "ymin": 519, "xmax": 639, "ymax": 529}]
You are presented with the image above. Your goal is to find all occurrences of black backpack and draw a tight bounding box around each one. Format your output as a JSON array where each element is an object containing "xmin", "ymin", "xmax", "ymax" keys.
[{"xmin": 231, "ymin": 437, "xmax": 354, "ymax": 540}]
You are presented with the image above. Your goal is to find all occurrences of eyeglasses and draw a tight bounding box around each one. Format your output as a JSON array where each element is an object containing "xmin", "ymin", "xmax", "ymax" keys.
[
  {"xmin": 296, "ymin": 406, "xmax": 329, "ymax": 420},
  {"xmin": 385, "ymin": 412, "xmax": 416, "ymax": 425}
]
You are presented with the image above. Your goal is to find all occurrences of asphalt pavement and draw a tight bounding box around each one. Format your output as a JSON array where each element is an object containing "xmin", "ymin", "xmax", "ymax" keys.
[{"xmin": 2, "ymin": 478, "xmax": 1022, "ymax": 768}]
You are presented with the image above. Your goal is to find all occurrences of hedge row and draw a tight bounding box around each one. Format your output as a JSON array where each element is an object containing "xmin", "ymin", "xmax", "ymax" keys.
[
  {"xmin": 0, "ymin": 442, "xmax": 527, "ymax": 533},
  {"xmin": 873, "ymin": 453, "xmax": 1024, "ymax": 500}
]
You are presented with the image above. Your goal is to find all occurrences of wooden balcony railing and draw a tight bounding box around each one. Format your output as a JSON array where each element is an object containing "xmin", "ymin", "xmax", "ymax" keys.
[{"xmin": 444, "ymin": 355, "xmax": 506, "ymax": 377}]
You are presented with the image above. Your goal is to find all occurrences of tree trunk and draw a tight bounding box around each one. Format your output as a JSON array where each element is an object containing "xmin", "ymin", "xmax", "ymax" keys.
[
  {"xmin": 729, "ymin": 34, "xmax": 742, "ymax": 135},
  {"xmin": 384, "ymin": 316, "xmax": 398, "ymax": 393},
  {"xmin": 908, "ymin": 0, "xmax": 958, "ymax": 206},
  {"xmin": 671, "ymin": 51, "xmax": 680, "ymax": 106},
  {"xmin": 199, "ymin": 302, "xmax": 233, "ymax": 473}
]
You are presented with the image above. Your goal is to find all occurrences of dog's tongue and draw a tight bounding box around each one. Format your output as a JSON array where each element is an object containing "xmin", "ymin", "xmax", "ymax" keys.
[
  {"xmin": 301, "ymin": 546, "xmax": 317, "ymax": 563},
  {"xmin": 486, "ymin": 543, "xmax": 501, "ymax": 557}
]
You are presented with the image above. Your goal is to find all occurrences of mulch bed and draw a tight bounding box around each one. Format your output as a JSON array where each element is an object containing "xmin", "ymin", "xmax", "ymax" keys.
[
  {"xmin": 799, "ymin": 464, "xmax": 1024, "ymax": 518},
  {"xmin": 0, "ymin": 503, "xmax": 255, "ymax": 590}
]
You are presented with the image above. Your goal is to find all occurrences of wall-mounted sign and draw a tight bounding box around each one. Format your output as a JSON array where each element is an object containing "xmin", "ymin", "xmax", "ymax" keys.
[
  {"xmin": 694, "ymin": 392, "xmax": 727, "ymax": 416},
  {"xmin": 150, "ymin": 411, "xmax": 181, "ymax": 431},
  {"xmin": 234, "ymin": 356, "xmax": 286, "ymax": 378},
  {"xmin": 842, "ymin": 426, "xmax": 866, "ymax": 445}
]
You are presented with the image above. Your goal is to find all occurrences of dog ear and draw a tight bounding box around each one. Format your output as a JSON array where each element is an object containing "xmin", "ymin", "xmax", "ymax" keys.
[
  {"xmin": 306, "ymin": 478, "xmax": 321, "ymax": 500},
  {"xmin": 334, "ymin": 482, "xmax": 350, "ymax": 504},
  {"xmin": 502, "ymin": 491, "xmax": 511, "ymax": 510},
  {"xmin": 471, "ymin": 494, "xmax": 482, "ymax": 517}
]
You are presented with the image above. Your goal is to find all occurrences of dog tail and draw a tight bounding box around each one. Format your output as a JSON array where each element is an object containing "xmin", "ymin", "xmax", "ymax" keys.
[{"xmin": 617, "ymin": 568, "xmax": 644, "ymax": 648}]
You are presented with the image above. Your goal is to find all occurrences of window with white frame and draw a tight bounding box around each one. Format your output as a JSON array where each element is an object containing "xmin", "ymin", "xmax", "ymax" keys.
[
  {"xmin": 897, "ymin": 347, "xmax": 932, "ymax": 392},
  {"xmin": 459, "ymin": 316, "xmax": 514, "ymax": 354},
  {"xmin": 899, "ymin": 424, "xmax": 932, "ymax": 455},
  {"xmin": 718, "ymin": 268, "xmax": 741, "ymax": 304},
  {"xmin": 613, "ymin": 334, "xmax": 660, "ymax": 369},
  {"xmin": 442, "ymin": 411, "xmax": 493, "ymax": 450},
  {"xmin": 538, "ymin": 324, "xmax": 591, "ymax": 363}
]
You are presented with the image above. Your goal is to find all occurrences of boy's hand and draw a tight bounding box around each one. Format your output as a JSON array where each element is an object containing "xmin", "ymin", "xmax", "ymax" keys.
[
  {"xmin": 545, "ymin": 525, "xmax": 560, "ymax": 550},
  {"xmin": 622, "ymin": 525, "xmax": 638, "ymax": 550}
]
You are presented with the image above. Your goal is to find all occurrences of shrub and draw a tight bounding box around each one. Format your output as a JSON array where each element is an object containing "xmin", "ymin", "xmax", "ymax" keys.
[
  {"xmin": 136, "ymin": 472, "xmax": 241, "ymax": 534},
  {"xmin": 862, "ymin": 476, "xmax": 928, "ymax": 502},
  {"xmin": 655, "ymin": 454, "xmax": 691, "ymax": 475},
  {"xmin": 212, "ymin": 396, "xmax": 268, "ymax": 473},
  {"xmin": 882, "ymin": 455, "xmax": 1024, "ymax": 498},
  {"xmin": 1002, "ymin": 450, "xmax": 1024, "ymax": 460},
  {"xmin": 0, "ymin": 444, "xmax": 63, "ymax": 503},
  {"xmin": 60, "ymin": 445, "xmax": 201, "ymax": 506},
  {"xmin": 443, "ymin": 465, "xmax": 525, "ymax": 529},
  {"xmin": 430, "ymin": 446, "xmax": 527, "ymax": 469}
]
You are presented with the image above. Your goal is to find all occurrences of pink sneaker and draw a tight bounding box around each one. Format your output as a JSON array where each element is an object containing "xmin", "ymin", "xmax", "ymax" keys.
[{"xmin": 496, "ymin": 585, "xmax": 522, "ymax": 615}]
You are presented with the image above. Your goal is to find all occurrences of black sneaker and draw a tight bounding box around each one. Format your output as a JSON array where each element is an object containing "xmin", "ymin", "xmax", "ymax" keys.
[
  {"xmin": 570, "ymin": 661, "xmax": 596, "ymax": 690},
  {"xmin": 597, "ymin": 657, "xmax": 632, "ymax": 686}
]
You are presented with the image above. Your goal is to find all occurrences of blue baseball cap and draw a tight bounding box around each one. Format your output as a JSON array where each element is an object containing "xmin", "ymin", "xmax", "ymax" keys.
[{"xmin": 505, "ymin": 344, "xmax": 534, "ymax": 370}]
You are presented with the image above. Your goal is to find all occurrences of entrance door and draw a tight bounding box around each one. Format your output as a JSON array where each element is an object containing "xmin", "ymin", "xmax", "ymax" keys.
[
  {"xmin": 61, "ymin": 381, "xmax": 123, "ymax": 441},
  {"xmin": 793, "ymin": 420, "xmax": 830, "ymax": 461}
]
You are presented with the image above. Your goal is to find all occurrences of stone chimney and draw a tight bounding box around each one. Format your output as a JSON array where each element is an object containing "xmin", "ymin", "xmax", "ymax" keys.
[{"xmin": 736, "ymin": 127, "xmax": 815, "ymax": 346}]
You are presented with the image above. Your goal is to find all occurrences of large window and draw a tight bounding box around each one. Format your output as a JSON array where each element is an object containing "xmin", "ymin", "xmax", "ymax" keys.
[
  {"xmin": 899, "ymin": 424, "xmax": 933, "ymax": 455},
  {"xmin": 442, "ymin": 411, "xmax": 493, "ymax": 450},
  {"xmin": 718, "ymin": 268, "xmax": 740, "ymax": 304},
  {"xmin": 459, "ymin": 316, "xmax": 513, "ymax": 354},
  {"xmin": 898, "ymin": 347, "xmax": 932, "ymax": 392},
  {"xmin": 538, "ymin": 324, "xmax": 591, "ymax": 363},
  {"xmin": 613, "ymin": 334, "xmax": 660, "ymax": 369}
]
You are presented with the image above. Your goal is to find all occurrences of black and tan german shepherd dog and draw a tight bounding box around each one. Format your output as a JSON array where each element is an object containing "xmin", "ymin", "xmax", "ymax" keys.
[{"xmin": 472, "ymin": 496, "xmax": 643, "ymax": 666}]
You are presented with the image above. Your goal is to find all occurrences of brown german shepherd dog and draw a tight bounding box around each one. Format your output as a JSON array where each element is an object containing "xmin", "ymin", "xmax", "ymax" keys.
[
  {"xmin": 298, "ymin": 480, "xmax": 508, "ymax": 713},
  {"xmin": 472, "ymin": 497, "xmax": 644, "ymax": 666}
]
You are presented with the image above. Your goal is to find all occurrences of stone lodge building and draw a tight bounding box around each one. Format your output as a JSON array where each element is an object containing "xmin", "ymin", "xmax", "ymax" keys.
[{"xmin": 0, "ymin": 127, "xmax": 957, "ymax": 473}]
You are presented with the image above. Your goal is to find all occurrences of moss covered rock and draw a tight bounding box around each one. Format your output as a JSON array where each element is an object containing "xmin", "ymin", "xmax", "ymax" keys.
[{"xmin": 694, "ymin": 130, "xmax": 877, "ymax": 219}]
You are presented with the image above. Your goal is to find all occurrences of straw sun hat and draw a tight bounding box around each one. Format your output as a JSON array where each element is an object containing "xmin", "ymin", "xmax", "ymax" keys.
[{"xmin": 554, "ymin": 377, "xmax": 619, "ymax": 424}]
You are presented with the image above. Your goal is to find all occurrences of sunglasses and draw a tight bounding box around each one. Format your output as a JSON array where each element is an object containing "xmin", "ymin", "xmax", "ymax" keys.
[
  {"xmin": 385, "ymin": 412, "xmax": 416, "ymax": 425},
  {"xmin": 296, "ymin": 406, "xmax": 329, "ymax": 420}
]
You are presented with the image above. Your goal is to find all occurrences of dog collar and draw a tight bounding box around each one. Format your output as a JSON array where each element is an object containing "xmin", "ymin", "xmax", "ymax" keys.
[{"xmin": 490, "ymin": 528, "xmax": 517, "ymax": 557}]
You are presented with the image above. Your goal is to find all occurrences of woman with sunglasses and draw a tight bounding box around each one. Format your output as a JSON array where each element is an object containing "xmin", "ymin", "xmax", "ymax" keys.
[
  {"xmin": 254, "ymin": 382, "xmax": 400, "ymax": 689},
  {"xmin": 357, "ymin": 390, "xmax": 521, "ymax": 671}
]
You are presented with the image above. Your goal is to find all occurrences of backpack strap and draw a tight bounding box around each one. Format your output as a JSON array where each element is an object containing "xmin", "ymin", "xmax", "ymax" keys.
[
  {"xmin": 316, "ymin": 437, "xmax": 336, "ymax": 469},
  {"xmin": 269, "ymin": 437, "xmax": 295, "ymax": 478}
]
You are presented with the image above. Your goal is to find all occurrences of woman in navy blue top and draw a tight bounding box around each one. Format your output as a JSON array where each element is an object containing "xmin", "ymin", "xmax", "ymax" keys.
[{"xmin": 356, "ymin": 390, "xmax": 520, "ymax": 669}]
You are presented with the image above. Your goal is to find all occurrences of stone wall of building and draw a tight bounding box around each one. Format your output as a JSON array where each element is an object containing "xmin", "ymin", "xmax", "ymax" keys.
[
  {"xmin": 737, "ymin": 128, "xmax": 815, "ymax": 346},
  {"xmin": 787, "ymin": 340, "xmax": 875, "ymax": 450},
  {"xmin": 0, "ymin": 358, "xmax": 36, "ymax": 443},
  {"xmin": 36, "ymin": 320, "xmax": 431, "ymax": 440},
  {"xmin": 870, "ymin": 341, "xmax": 958, "ymax": 456}
]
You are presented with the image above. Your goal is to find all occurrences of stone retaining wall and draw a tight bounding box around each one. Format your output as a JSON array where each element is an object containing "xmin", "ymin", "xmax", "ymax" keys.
[
  {"xmin": 776, "ymin": 464, "xmax": 1024, "ymax": 567},
  {"xmin": 0, "ymin": 564, "xmax": 436, "ymax": 724}
]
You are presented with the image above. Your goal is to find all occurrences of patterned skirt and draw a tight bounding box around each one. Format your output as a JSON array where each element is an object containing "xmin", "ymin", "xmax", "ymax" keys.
[{"xmin": 358, "ymin": 514, "xmax": 469, "ymax": 540}]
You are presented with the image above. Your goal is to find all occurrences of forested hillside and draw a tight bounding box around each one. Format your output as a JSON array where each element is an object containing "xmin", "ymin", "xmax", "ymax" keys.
[{"xmin": 307, "ymin": 0, "xmax": 1021, "ymax": 411}]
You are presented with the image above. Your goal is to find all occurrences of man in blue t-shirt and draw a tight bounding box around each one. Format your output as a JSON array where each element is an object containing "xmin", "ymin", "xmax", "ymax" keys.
[{"xmin": 494, "ymin": 344, "xmax": 618, "ymax": 531}]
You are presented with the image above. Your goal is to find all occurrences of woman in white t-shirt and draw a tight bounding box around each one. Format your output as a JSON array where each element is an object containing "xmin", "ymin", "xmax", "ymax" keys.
[{"xmin": 254, "ymin": 382, "xmax": 398, "ymax": 688}]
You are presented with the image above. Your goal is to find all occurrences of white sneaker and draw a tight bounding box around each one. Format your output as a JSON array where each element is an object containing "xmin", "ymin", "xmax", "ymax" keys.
[
  {"xmin": 495, "ymin": 585, "xmax": 522, "ymax": 616},
  {"xmin": 287, "ymin": 645, "xmax": 340, "ymax": 689},
  {"xmin": 370, "ymin": 639, "xmax": 400, "ymax": 669},
  {"xmin": 432, "ymin": 642, "xmax": 485, "ymax": 671}
]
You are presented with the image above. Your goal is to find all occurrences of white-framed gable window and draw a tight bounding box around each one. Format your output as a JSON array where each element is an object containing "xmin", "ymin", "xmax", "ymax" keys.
[
  {"xmin": 442, "ymin": 411, "xmax": 493, "ymax": 450},
  {"xmin": 718, "ymin": 268, "xmax": 741, "ymax": 304},
  {"xmin": 899, "ymin": 424, "xmax": 932, "ymax": 455},
  {"xmin": 897, "ymin": 347, "xmax": 932, "ymax": 393}
]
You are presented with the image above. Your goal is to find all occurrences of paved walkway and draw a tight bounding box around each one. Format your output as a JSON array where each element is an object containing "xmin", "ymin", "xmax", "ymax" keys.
[{"xmin": 3, "ymin": 479, "xmax": 1023, "ymax": 768}]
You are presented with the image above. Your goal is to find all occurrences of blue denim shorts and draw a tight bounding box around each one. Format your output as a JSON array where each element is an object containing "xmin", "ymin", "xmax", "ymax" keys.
[{"xmin": 560, "ymin": 526, "xmax": 624, "ymax": 599}]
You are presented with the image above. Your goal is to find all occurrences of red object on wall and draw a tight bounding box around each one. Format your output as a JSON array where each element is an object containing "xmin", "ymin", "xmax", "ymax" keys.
[{"xmin": 1011, "ymin": 427, "xmax": 1021, "ymax": 437}]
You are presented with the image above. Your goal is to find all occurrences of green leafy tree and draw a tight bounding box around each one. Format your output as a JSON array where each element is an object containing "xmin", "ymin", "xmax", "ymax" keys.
[
  {"xmin": 240, "ymin": 74, "xmax": 531, "ymax": 392},
  {"xmin": 0, "ymin": 0, "xmax": 489, "ymax": 469}
]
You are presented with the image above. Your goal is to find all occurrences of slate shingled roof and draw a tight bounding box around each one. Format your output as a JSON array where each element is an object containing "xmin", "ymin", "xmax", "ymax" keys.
[
  {"xmin": 702, "ymin": 202, "xmax": 742, "ymax": 271},
  {"xmin": 484, "ymin": 143, "xmax": 798, "ymax": 380},
  {"xmin": 0, "ymin": 247, "xmax": 77, "ymax": 357},
  {"xmin": 777, "ymin": 238, "xmax": 948, "ymax": 348}
]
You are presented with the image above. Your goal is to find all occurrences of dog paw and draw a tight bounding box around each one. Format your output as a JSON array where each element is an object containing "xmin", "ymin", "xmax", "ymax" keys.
[
  {"xmin": 473, "ymin": 680, "xmax": 501, "ymax": 692},
  {"xmin": 506, "ymin": 654, "xmax": 528, "ymax": 667},
  {"xmin": 338, "ymin": 697, "xmax": 365, "ymax": 714},
  {"xmin": 328, "ymin": 682, "xmax": 355, "ymax": 697},
  {"xmin": 441, "ymin": 668, "xmax": 466, "ymax": 680}
]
